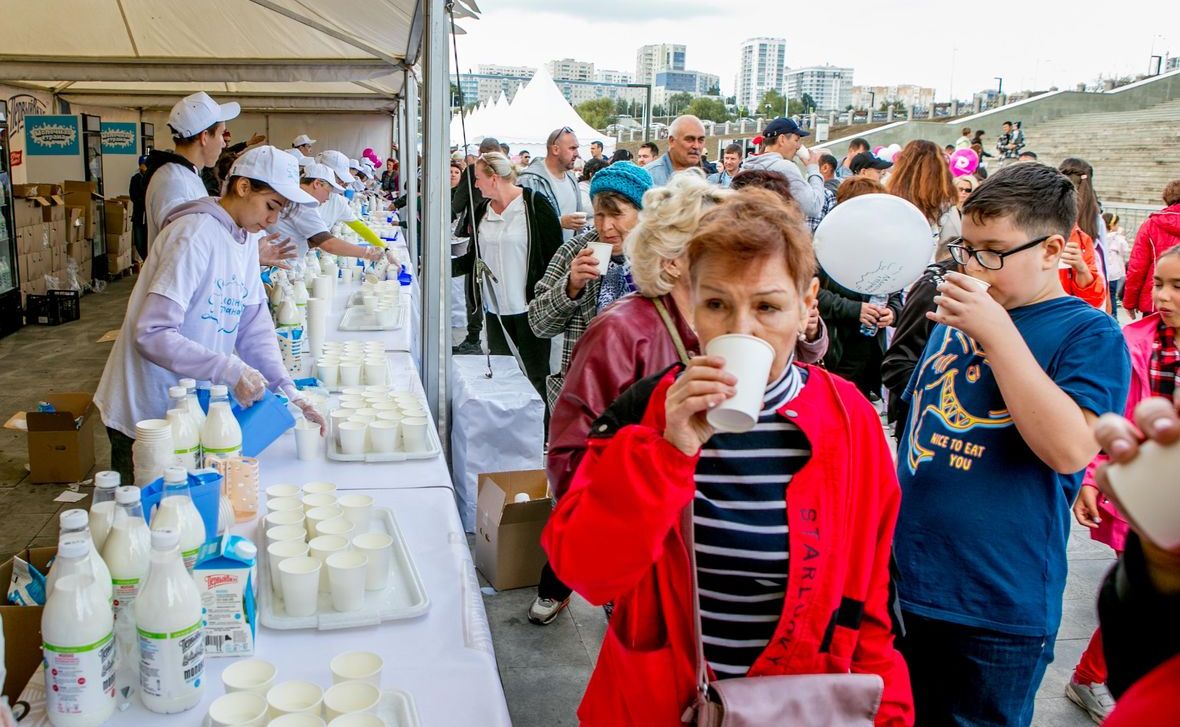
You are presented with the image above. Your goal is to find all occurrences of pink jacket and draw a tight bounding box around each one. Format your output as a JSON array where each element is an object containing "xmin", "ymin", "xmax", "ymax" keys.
[{"xmin": 1082, "ymin": 313, "xmax": 1160, "ymax": 552}]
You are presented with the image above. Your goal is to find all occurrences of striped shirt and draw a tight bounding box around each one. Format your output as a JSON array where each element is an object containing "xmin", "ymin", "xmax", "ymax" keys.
[{"xmin": 694, "ymin": 365, "xmax": 811, "ymax": 679}]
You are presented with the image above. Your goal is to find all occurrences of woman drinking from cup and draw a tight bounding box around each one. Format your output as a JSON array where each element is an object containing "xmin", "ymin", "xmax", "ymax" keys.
[
  {"xmin": 453, "ymin": 151, "xmax": 563, "ymax": 397},
  {"xmin": 96, "ymin": 146, "xmax": 326, "ymax": 483},
  {"xmin": 542, "ymin": 188, "xmax": 912, "ymax": 725},
  {"xmin": 528, "ymin": 162, "xmax": 654, "ymax": 408}
]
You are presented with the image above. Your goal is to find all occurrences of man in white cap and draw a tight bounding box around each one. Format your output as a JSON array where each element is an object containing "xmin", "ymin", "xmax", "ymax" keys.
[
  {"xmin": 292, "ymin": 134, "xmax": 316, "ymax": 156},
  {"xmin": 268, "ymin": 162, "xmax": 397, "ymax": 265},
  {"xmin": 315, "ymin": 150, "xmax": 386, "ymax": 249},
  {"xmin": 144, "ymin": 91, "xmax": 239, "ymax": 246},
  {"xmin": 285, "ymin": 147, "xmax": 313, "ymax": 172}
]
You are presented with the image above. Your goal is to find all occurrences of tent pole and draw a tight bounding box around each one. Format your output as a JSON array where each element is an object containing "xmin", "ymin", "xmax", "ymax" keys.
[
  {"xmin": 420, "ymin": 0, "xmax": 450, "ymax": 437},
  {"xmin": 404, "ymin": 72, "xmax": 420, "ymax": 265}
]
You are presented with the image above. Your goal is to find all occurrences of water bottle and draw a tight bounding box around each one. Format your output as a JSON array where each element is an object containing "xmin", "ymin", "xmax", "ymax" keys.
[{"xmin": 859, "ymin": 294, "xmax": 889, "ymax": 336}]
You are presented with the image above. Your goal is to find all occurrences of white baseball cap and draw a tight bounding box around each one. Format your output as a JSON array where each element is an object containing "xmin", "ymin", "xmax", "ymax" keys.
[
  {"xmin": 359, "ymin": 159, "xmax": 376, "ymax": 176},
  {"xmin": 168, "ymin": 92, "xmax": 240, "ymax": 139},
  {"xmin": 303, "ymin": 162, "xmax": 345, "ymax": 192},
  {"xmin": 348, "ymin": 158, "xmax": 361, "ymax": 171},
  {"xmin": 228, "ymin": 146, "xmax": 316, "ymax": 205},
  {"xmin": 292, "ymin": 134, "xmax": 317, "ymax": 148},
  {"xmin": 317, "ymin": 150, "xmax": 354, "ymax": 184},
  {"xmin": 285, "ymin": 147, "xmax": 313, "ymax": 169}
]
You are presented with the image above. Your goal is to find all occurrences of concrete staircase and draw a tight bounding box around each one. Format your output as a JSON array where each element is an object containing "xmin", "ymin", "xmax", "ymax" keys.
[{"xmin": 1022, "ymin": 98, "xmax": 1180, "ymax": 205}]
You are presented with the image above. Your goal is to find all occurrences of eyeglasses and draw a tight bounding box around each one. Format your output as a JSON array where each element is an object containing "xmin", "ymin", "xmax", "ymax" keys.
[
  {"xmin": 946, "ymin": 235, "xmax": 1052, "ymax": 270},
  {"xmin": 548, "ymin": 127, "xmax": 575, "ymax": 146},
  {"xmin": 956, "ymin": 185, "xmax": 973, "ymax": 193}
]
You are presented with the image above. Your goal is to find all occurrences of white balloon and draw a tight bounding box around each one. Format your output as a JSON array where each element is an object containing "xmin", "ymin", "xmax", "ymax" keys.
[
  {"xmin": 877, "ymin": 148, "xmax": 896, "ymax": 163},
  {"xmin": 813, "ymin": 194, "xmax": 934, "ymax": 295},
  {"xmin": 888, "ymin": 143, "xmax": 902, "ymax": 153}
]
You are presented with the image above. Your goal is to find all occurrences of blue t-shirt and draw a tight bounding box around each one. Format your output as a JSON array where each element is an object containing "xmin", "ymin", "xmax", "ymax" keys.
[{"xmin": 895, "ymin": 296, "xmax": 1130, "ymax": 636}]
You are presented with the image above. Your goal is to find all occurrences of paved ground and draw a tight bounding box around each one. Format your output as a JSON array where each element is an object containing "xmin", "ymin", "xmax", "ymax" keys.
[{"xmin": 0, "ymin": 279, "xmax": 1099, "ymax": 726}]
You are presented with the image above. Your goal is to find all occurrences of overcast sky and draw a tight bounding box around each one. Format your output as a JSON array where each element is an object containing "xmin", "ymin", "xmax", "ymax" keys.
[{"xmin": 451, "ymin": 0, "xmax": 1174, "ymax": 100}]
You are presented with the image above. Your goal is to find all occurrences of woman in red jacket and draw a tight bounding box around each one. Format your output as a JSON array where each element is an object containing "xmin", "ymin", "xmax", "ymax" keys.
[
  {"xmin": 1058, "ymin": 159, "xmax": 1108, "ymax": 309},
  {"xmin": 1122, "ymin": 179, "xmax": 1180, "ymax": 316},
  {"xmin": 543, "ymin": 189, "xmax": 913, "ymax": 726}
]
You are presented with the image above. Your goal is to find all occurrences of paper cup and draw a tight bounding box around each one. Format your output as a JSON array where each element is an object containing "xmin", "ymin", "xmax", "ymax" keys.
[
  {"xmin": 278, "ymin": 557, "xmax": 321, "ymax": 617},
  {"xmin": 323, "ymin": 680, "xmax": 380, "ymax": 720},
  {"xmin": 338, "ymin": 422, "xmax": 367, "ymax": 455},
  {"xmin": 377, "ymin": 411, "xmax": 402, "ymax": 424},
  {"xmin": 266, "ymin": 524, "xmax": 307, "ymax": 548},
  {"xmin": 362, "ymin": 295, "xmax": 378, "ymax": 313},
  {"xmin": 266, "ymin": 510, "xmax": 305, "ymax": 530},
  {"xmin": 1106, "ymin": 441, "xmax": 1180, "ymax": 550},
  {"xmin": 374, "ymin": 307, "xmax": 396, "ymax": 328},
  {"xmin": 329, "ymin": 651, "xmax": 383, "ymax": 686},
  {"xmin": 339, "ymin": 362, "xmax": 361, "ymax": 386},
  {"xmin": 221, "ymin": 658, "xmax": 278, "ymax": 696},
  {"xmin": 316, "ymin": 517, "xmax": 356, "ymax": 542},
  {"xmin": 368, "ymin": 420, "xmax": 398, "ymax": 453},
  {"xmin": 271, "ymin": 714, "xmax": 326, "ymax": 727},
  {"xmin": 266, "ymin": 483, "xmax": 302, "ymax": 500},
  {"xmin": 352, "ymin": 532, "xmax": 393, "ymax": 591},
  {"xmin": 301, "ymin": 492, "xmax": 337, "ymax": 512},
  {"xmin": 338, "ymin": 494, "xmax": 374, "ymax": 531},
  {"xmin": 266, "ymin": 680, "xmax": 324, "ymax": 719},
  {"xmin": 935, "ymin": 275, "xmax": 991, "ymax": 317},
  {"xmin": 295, "ymin": 419, "xmax": 321, "ymax": 461},
  {"xmin": 267, "ymin": 497, "xmax": 303, "ymax": 515},
  {"xmin": 588, "ymin": 241, "xmax": 613, "ymax": 275},
  {"xmin": 401, "ymin": 417, "xmax": 428, "ymax": 452},
  {"xmin": 364, "ymin": 361, "xmax": 386, "ymax": 386},
  {"xmin": 309, "ymin": 534, "xmax": 350, "ymax": 592},
  {"xmin": 704, "ymin": 334, "xmax": 775, "ymax": 433},
  {"xmin": 326, "ymin": 551, "xmax": 368, "ymax": 613},
  {"xmin": 316, "ymin": 360, "xmax": 339, "ymax": 387},
  {"xmin": 209, "ymin": 691, "xmax": 268, "ymax": 727},
  {"xmin": 306, "ymin": 505, "xmax": 343, "ymax": 539},
  {"xmin": 327, "ymin": 714, "xmax": 384, "ymax": 727},
  {"xmin": 267, "ymin": 540, "xmax": 309, "ymax": 594}
]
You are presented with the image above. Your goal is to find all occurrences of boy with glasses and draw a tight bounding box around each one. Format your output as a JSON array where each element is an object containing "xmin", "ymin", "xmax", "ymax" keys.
[{"xmin": 895, "ymin": 162, "xmax": 1131, "ymax": 727}]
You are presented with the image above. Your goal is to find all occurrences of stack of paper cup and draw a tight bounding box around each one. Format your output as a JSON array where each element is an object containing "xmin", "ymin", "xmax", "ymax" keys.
[
  {"xmin": 306, "ymin": 297, "xmax": 328, "ymax": 360},
  {"xmin": 133, "ymin": 419, "xmax": 176, "ymax": 485},
  {"xmin": 311, "ymin": 274, "xmax": 332, "ymax": 305}
]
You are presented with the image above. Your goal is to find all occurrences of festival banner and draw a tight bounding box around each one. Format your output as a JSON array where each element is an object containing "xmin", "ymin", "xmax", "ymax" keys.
[
  {"xmin": 25, "ymin": 115, "xmax": 80, "ymax": 156},
  {"xmin": 100, "ymin": 122, "xmax": 138, "ymax": 154}
]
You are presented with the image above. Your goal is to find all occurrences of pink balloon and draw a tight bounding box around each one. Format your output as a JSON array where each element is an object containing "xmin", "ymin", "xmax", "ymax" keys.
[
  {"xmin": 872, "ymin": 145, "xmax": 885, "ymax": 156},
  {"xmin": 949, "ymin": 148, "xmax": 980, "ymax": 177}
]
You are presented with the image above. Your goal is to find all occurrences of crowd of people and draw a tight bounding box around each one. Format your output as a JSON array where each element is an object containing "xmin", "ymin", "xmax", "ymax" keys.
[{"xmin": 450, "ymin": 113, "xmax": 1180, "ymax": 727}]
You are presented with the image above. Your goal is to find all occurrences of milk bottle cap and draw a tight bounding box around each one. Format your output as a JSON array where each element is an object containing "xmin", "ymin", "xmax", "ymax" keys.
[
  {"xmin": 164, "ymin": 466, "xmax": 187, "ymax": 484},
  {"xmin": 115, "ymin": 485, "xmax": 141, "ymax": 505},
  {"xmin": 57, "ymin": 534, "xmax": 89, "ymax": 559},
  {"xmin": 210, "ymin": 384, "xmax": 229, "ymax": 398},
  {"xmin": 168, "ymin": 385, "xmax": 187, "ymax": 399},
  {"xmin": 59, "ymin": 509, "xmax": 88, "ymax": 531},
  {"xmin": 233, "ymin": 541, "xmax": 258, "ymax": 561},
  {"xmin": 152, "ymin": 529, "xmax": 180, "ymax": 550},
  {"xmin": 179, "ymin": 378, "xmax": 197, "ymax": 390},
  {"xmin": 95, "ymin": 471, "xmax": 120, "ymax": 489}
]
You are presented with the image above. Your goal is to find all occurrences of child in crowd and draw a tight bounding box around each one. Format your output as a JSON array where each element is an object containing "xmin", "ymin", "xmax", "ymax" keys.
[
  {"xmin": 894, "ymin": 163, "xmax": 1131, "ymax": 727},
  {"xmin": 1066, "ymin": 245, "xmax": 1180, "ymax": 723}
]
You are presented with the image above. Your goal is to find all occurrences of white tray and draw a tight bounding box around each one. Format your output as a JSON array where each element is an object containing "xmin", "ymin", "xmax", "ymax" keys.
[
  {"xmin": 339, "ymin": 305, "xmax": 409, "ymax": 331},
  {"xmin": 325, "ymin": 419, "xmax": 442, "ymax": 462},
  {"xmin": 258, "ymin": 507, "xmax": 430, "ymax": 630}
]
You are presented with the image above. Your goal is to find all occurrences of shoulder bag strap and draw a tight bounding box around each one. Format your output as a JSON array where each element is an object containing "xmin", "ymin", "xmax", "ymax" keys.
[{"xmin": 652, "ymin": 296, "xmax": 691, "ymax": 365}]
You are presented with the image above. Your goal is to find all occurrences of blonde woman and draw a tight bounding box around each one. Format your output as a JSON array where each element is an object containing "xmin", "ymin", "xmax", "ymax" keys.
[
  {"xmin": 531, "ymin": 172, "xmax": 827, "ymax": 625},
  {"xmin": 452, "ymin": 152, "xmax": 563, "ymax": 396}
]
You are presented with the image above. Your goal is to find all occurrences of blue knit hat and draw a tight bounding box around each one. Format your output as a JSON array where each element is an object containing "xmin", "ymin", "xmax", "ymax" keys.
[{"xmin": 589, "ymin": 161, "xmax": 653, "ymax": 209}]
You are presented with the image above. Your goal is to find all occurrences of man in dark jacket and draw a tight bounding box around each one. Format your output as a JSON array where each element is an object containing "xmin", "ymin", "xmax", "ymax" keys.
[
  {"xmin": 817, "ymin": 269, "xmax": 902, "ymax": 400},
  {"xmin": 128, "ymin": 156, "xmax": 149, "ymax": 261},
  {"xmin": 451, "ymin": 137, "xmax": 504, "ymax": 354}
]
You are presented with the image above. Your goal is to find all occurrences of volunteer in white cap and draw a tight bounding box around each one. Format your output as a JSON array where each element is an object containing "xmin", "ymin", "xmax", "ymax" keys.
[
  {"xmin": 285, "ymin": 147, "xmax": 313, "ymax": 171},
  {"xmin": 292, "ymin": 134, "xmax": 316, "ymax": 156},
  {"xmin": 316, "ymin": 150, "xmax": 386, "ymax": 248},
  {"xmin": 144, "ymin": 91, "xmax": 240, "ymax": 245},
  {"xmin": 95, "ymin": 146, "xmax": 326, "ymax": 482},
  {"xmin": 269, "ymin": 162, "xmax": 398, "ymax": 265}
]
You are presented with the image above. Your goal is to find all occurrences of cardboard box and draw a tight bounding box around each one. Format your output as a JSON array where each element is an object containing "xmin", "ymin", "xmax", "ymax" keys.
[
  {"xmin": 0, "ymin": 546, "xmax": 57, "ymax": 700},
  {"xmin": 474, "ymin": 470, "xmax": 552, "ymax": 591},
  {"xmin": 104, "ymin": 199, "xmax": 130, "ymax": 235},
  {"xmin": 63, "ymin": 181, "xmax": 101, "ymax": 240},
  {"xmin": 194, "ymin": 535, "xmax": 257, "ymax": 657},
  {"xmin": 26, "ymin": 393, "xmax": 97, "ymax": 483},
  {"xmin": 21, "ymin": 277, "xmax": 46, "ymax": 297},
  {"xmin": 66, "ymin": 207, "xmax": 83, "ymax": 244},
  {"xmin": 11, "ymin": 183, "xmax": 40, "ymax": 198},
  {"xmin": 12, "ymin": 198, "xmax": 48, "ymax": 228},
  {"xmin": 49, "ymin": 222, "xmax": 65, "ymax": 248}
]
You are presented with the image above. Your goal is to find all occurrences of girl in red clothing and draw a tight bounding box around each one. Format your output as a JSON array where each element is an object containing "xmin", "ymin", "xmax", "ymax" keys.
[
  {"xmin": 1059, "ymin": 159, "xmax": 1107, "ymax": 309},
  {"xmin": 1068, "ymin": 247, "xmax": 1180, "ymax": 722},
  {"xmin": 544, "ymin": 189, "xmax": 913, "ymax": 726}
]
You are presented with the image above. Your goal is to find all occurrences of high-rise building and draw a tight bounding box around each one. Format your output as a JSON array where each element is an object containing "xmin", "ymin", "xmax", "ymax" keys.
[
  {"xmin": 595, "ymin": 69, "xmax": 646, "ymax": 104},
  {"xmin": 784, "ymin": 65, "xmax": 854, "ymax": 112},
  {"xmin": 653, "ymin": 71, "xmax": 722, "ymax": 106},
  {"xmin": 850, "ymin": 84, "xmax": 936, "ymax": 111},
  {"xmin": 737, "ymin": 37, "xmax": 787, "ymax": 113},
  {"xmin": 472, "ymin": 64, "xmax": 534, "ymax": 104},
  {"xmin": 547, "ymin": 58, "xmax": 599, "ymax": 104},
  {"xmin": 635, "ymin": 43, "xmax": 686, "ymax": 86},
  {"xmin": 451, "ymin": 71, "xmax": 480, "ymax": 107}
]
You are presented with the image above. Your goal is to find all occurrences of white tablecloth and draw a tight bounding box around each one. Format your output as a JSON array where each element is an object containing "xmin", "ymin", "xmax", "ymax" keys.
[{"xmin": 18, "ymin": 487, "xmax": 510, "ymax": 727}]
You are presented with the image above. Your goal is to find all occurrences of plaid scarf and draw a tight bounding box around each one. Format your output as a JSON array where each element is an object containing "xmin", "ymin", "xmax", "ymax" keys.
[{"xmin": 1151, "ymin": 320, "xmax": 1179, "ymax": 399}]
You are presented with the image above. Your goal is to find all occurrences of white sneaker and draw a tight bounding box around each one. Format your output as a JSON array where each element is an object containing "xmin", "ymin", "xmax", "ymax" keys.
[
  {"xmin": 1065, "ymin": 680, "xmax": 1115, "ymax": 724},
  {"xmin": 527, "ymin": 596, "xmax": 570, "ymax": 625}
]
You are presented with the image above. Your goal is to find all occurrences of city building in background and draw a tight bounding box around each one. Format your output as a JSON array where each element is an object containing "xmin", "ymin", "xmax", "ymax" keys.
[
  {"xmin": 652, "ymin": 70, "xmax": 721, "ymax": 106},
  {"xmin": 635, "ymin": 43, "xmax": 686, "ymax": 87},
  {"xmin": 850, "ymin": 84, "xmax": 936, "ymax": 111},
  {"xmin": 737, "ymin": 37, "xmax": 787, "ymax": 112},
  {"xmin": 784, "ymin": 65, "xmax": 854, "ymax": 111}
]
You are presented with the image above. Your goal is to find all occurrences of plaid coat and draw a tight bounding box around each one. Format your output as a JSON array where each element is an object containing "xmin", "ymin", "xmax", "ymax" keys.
[{"xmin": 527, "ymin": 230, "xmax": 603, "ymax": 408}]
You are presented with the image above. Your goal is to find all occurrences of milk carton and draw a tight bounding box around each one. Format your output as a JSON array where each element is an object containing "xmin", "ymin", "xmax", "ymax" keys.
[{"xmin": 192, "ymin": 535, "xmax": 256, "ymax": 657}]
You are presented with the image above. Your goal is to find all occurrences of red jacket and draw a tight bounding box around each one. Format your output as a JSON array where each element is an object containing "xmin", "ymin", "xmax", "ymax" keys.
[
  {"xmin": 543, "ymin": 365, "xmax": 913, "ymax": 726},
  {"xmin": 547, "ymin": 293, "xmax": 829, "ymax": 499},
  {"xmin": 1060, "ymin": 225, "xmax": 1107, "ymax": 309},
  {"xmin": 1123, "ymin": 205, "xmax": 1180, "ymax": 314},
  {"xmin": 1103, "ymin": 653, "xmax": 1180, "ymax": 727}
]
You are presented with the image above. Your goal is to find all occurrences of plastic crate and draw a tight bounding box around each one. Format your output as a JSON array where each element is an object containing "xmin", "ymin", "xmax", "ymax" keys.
[{"xmin": 25, "ymin": 289, "xmax": 81, "ymax": 326}]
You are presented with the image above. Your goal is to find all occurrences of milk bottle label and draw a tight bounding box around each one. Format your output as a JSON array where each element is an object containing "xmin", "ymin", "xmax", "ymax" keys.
[
  {"xmin": 44, "ymin": 632, "xmax": 116, "ymax": 715},
  {"xmin": 136, "ymin": 620, "xmax": 205, "ymax": 698},
  {"xmin": 111, "ymin": 579, "xmax": 139, "ymax": 621},
  {"xmin": 180, "ymin": 549, "xmax": 200, "ymax": 572}
]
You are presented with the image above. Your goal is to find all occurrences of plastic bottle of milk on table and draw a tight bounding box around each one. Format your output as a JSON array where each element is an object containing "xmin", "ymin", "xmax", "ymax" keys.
[
  {"xmin": 135, "ymin": 529, "xmax": 205, "ymax": 714},
  {"xmin": 177, "ymin": 378, "xmax": 206, "ymax": 431},
  {"xmin": 201, "ymin": 385, "xmax": 242, "ymax": 467},
  {"xmin": 101, "ymin": 486, "xmax": 151, "ymax": 708},
  {"xmin": 41, "ymin": 536, "xmax": 116, "ymax": 727},
  {"xmin": 150, "ymin": 467, "xmax": 207, "ymax": 572},
  {"xmin": 48, "ymin": 510, "xmax": 113, "ymax": 602},
  {"xmin": 88, "ymin": 470, "xmax": 120, "ymax": 552},
  {"xmin": 166, "ymin": 407, "xmax": 201, "ymax": 473}
]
